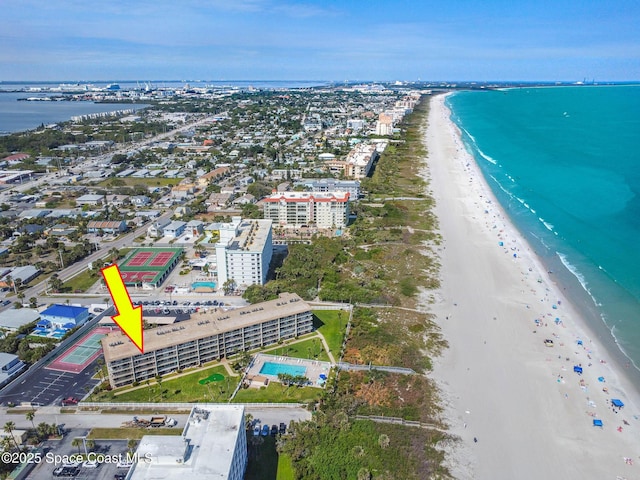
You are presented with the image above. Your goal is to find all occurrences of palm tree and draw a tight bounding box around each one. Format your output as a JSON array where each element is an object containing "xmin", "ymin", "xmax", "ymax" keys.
[
  {"xmin": 1, "ymin": 437, "xmax": 12, "ymax": 453},
  {"xmin": 85, "ymin": 439, "xmax": 95, "ymax": 452},
  {"xmin": 378, "ymin": 433, "xmax": 390, "ymax": 449},
  {"xmin": 25, "ymin": 411, "xmax": 36, "ymax": 431},
  {"xmin": 71, "ymin": 437, "xmax": 82, "ymax": 454},
  {"xmin": 3, "ymin": 421, "xmax": 19, "ymax": 450},
  {"xmin": 244, "ymin": 413, "xmax": 254, "ymax": 431},
  {"xmin": 127, "ymin": 438, "xmax": 137, "ymax": 455},
  {"xmin": 36, "ymin": 422, "xmax": 49, "ymax": 441}
]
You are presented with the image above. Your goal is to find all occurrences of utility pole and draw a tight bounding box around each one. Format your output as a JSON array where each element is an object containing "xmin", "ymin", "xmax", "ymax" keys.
[{"xmin": 58, "ymin": 250, "xmax": 64, "ymax": 269}]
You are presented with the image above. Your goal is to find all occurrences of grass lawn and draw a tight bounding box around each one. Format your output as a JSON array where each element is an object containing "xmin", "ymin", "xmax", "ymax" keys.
[
  {"xmin": 92, "ymin": 365, "xmax": 238, "ymax": 403},
  {"xmin": 87, "ymin": 427, "xmax": 182, "ymax": 440},
  {"xmin": 245, "ymin": 436, "xmax": 296, "ymax": 480},
  {"xmin": 265, "ymin": 337, "xmax": 329, "ymax": 362},
  {"xmin": 313, "ymin": 309, "xmax": 348, "ymax": 357},
  {"xmin": 61, "ymin": 269, "xmax": 100, "ymax": 293},
  {"xmin": 232, "ymin": 383, "xmax": 321, "ymax": 404},
  {"xmin": 276, "ymin": 454, "xmax": 295, "ymax": 480}
]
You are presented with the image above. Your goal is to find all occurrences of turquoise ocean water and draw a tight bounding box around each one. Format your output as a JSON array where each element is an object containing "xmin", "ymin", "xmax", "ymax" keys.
[{"xmin": 446, "ymin": 86, "xmax": 640, "ymax": 374}]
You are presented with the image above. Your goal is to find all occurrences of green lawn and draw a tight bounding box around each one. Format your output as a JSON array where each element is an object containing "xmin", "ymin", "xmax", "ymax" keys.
[
  {"xmin": 276, "ymin": 454, "xmax": 295, "ymax": 480},
  {"xmin": 245, "ymin": 436, "xmax": 296, "ymax": 480},
  {"xmin": 313, "ymin": 309, "xmax": 348, "ymax": 357},
  {"xmin": 91, "ymin": 365, "xmax": 238, "ymax": 403},
  {"xmin": 265, "ymin": 337, "xmax": 329, "ymax": 362},
  {"xmin": 61, "ymin": 269, "xmax": 100, "ymax": 293},
  {"xmin": 232, "ymin": 383, "xmax": 321, "ymax": 404}
]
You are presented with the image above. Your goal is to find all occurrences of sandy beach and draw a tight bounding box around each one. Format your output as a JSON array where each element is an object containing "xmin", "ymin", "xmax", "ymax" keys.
[{"xmin": 424, "ymin": 93, "xmax": 640, "ymax": 480}]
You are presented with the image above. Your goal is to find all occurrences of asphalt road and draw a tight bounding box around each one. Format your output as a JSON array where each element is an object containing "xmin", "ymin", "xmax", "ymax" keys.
[{"xmin": 0, "ymin": 406, "xmax": 311, "ymax": 431}]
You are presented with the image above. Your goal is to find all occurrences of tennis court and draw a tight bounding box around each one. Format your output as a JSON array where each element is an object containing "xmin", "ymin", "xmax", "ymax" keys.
[
  {"xmin": 46, "ymin": 327, "xmax": 112, "ymax": 374},
  {"xmin": 149, "ymin": 251, "xmax": 174, "ymax": 267},
  {"xmin": 127, "ymin": 251, "xmax": 153, "ymax": 266},
  {"xmin": 118, "ymin": 247, "xmax": 183, "ymax": 287},
  {"xmin": 120, "ymin": 270, "xmax": 158, "ymax": 284}
]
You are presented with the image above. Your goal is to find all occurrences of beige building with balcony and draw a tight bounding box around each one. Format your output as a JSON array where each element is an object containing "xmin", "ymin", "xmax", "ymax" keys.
[{"xmin": 101, "ymin": 293, "xmax": 312, "ymax": 388}]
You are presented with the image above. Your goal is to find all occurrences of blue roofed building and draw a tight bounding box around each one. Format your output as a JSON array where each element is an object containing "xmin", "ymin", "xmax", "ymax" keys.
[{"xmin": 40, "ymin": 304, "xmax": 90, "ymax": 329}]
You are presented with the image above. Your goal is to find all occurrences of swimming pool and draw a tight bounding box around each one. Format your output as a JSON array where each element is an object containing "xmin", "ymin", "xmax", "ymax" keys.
[
  {"xmin": 51, "ymin": 329, "xmax": 67, "ymax": 339},
  {"xmin": 259, "ymin": 362, "xmax": 307, "ymax": 377},
  {"xmin": 192, "ymin": 281, "xmax": 217, "ymax": 290}
]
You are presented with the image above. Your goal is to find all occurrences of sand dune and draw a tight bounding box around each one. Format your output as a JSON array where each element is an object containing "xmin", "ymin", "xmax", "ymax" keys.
[{"xmin": 424, "ymin": 93, "xmax": 640, "ymax": 480}]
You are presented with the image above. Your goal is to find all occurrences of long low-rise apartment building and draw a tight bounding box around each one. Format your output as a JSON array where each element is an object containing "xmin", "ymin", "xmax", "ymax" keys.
[{"xmin": 102, "ymin": 293, "xmax": 312, "ymax": 388}]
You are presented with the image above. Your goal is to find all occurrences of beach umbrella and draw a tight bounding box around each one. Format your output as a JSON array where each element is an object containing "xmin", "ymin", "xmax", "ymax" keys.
[
  {"xmin": 611, "ymin": 399, "xmax": 624, "ymax": 408},
  {"xmin": 573, "ymin": 366, "xmax": 583, "ymax": 374},
  {"xmin": 498, "ymin": 242, "xmax": 504, "ymax": 246},
  {"xmin": 592, "ymin": 419, "xmax": 603, "ymax": 427},
  {"xmin": 577, "ymin": 340, "xmax": 583, "ymax": 345},
  {"xmin": 598, "ymin": 376, "xmax": 605, "ymax": 382}
]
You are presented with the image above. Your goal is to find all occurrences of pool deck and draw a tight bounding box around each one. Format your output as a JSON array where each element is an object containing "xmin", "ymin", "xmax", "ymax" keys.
[{"xmin": 246, "ymin": 353, "xmax": 331, "ymax": 388}]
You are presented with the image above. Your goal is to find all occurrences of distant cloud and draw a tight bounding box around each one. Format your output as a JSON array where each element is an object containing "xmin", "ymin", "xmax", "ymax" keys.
[{"xmin": 274, "ymin": 3, "xmax": 338, "ymax": 18}]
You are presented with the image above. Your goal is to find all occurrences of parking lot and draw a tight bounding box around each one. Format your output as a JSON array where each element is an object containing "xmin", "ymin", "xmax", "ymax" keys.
[
  {"xmin": 0, "ymin": 357, "xmax": 101, "ymax": 407},
  {"xmin": 27, "ymin": 430, "xmax": 134, "ymax": 480}
]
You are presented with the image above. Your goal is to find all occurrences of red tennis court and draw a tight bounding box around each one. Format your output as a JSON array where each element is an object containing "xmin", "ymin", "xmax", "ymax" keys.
[
  {"xmin": 127, "ymin": 251, "xmax": 153, "ymax": 266},
  {"xmin": 120, "ymin": 271, "xmax": 158, "ymax": 284},
  {"xmin": 149, "ymin": 252, "xmax": 174, "ymax": 267},
  {"xmin": 46, "ymin": 327, "xmax": 114, "ymax": 374}
]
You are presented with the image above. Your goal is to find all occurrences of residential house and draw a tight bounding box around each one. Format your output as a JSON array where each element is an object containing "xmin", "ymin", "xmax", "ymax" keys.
[
  {"xmin": 171, "ymin": 184, "xmax": 195, "ymax": 201},
  {"xmin": 163, "ymin": 221, "xmax": 187, "ymax": 238},
  {"xmin": 76, "ymin": 194, "xmax": 105, "ymax": 206},
  {"xmin": 147, "ymin": 218, "xmax": 172, "ymax": 238},
  {"xmin": 40, "ymin": 304, "xmax": 89, "ymax": 329},
  {"xmin": 87, "ymin": 220, "xmax": 128, "ymax": 234},
  {"xmin": 131, "ymin": 195, "xmax": 151, "ymax": 207}
]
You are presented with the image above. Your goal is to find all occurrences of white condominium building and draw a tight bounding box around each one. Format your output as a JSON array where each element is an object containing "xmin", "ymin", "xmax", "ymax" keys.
[
  {"xmin": 129, "ymin": 405, "xmax": 247, "ymax": 480},
  {"xmin": 215, "ymin": 217, "xmax": 273, "ymax": 288},
  {"xmin": 263, "ymin": 191, "xmax": 350, "ymax": 229}
]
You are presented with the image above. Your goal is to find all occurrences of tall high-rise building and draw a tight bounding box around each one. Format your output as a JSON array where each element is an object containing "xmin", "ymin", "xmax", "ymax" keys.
[{"xmin": 215, "ymin": 217, "xmax": 273, "ymax": 288}]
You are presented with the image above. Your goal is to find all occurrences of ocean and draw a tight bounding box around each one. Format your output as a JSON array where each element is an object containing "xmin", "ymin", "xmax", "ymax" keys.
[{"xmin": 446, "ymin": 86, "xmax": 640, "ymax": 373}]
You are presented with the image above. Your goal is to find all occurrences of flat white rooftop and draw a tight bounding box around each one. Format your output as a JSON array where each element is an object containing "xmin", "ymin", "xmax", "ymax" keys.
[{"xmin": 129, "ymin": 404, "xmax": 245, "ymax": 480}]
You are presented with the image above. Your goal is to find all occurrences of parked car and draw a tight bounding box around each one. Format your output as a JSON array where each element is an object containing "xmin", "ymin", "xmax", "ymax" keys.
[
  {"xmin": 261, "ymin": 424, "xmax": 270, "ymax": 436},
  {"xmin": 270, "ymin": 425, "xmax": 278, "ymax": 437},
  {"xmin": 61, "ymin": 397, "xmax": 79, "ymax": 406},
  {"xmin": 253, "ymin": 424, "xmax": 260, "ymax": 436},
  {"xmin": 82, "ymin": 460, "xmax": 99, "ymax": 469},
  {"xmin": 279, "ymin": 422, "xmax": 287, "ymax": 434}
]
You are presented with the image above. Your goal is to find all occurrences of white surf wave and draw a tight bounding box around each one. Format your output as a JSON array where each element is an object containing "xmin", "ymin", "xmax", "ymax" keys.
[
  {"xmin": 460, "ymin": 126, "xmax": 498, "ymax": 165},
  {"xmin": 557, "ymin": 252, "xmax": 594, "ymax": 300},
  {"xmin": 539, "ymin": 218, "xmax": 554, "ymax": 232}
]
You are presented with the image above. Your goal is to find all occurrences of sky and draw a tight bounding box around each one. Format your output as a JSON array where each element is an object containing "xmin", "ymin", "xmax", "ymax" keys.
[{"xmin": 1, "ymin": 0, "xmax": 639, "ymax": 82}]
